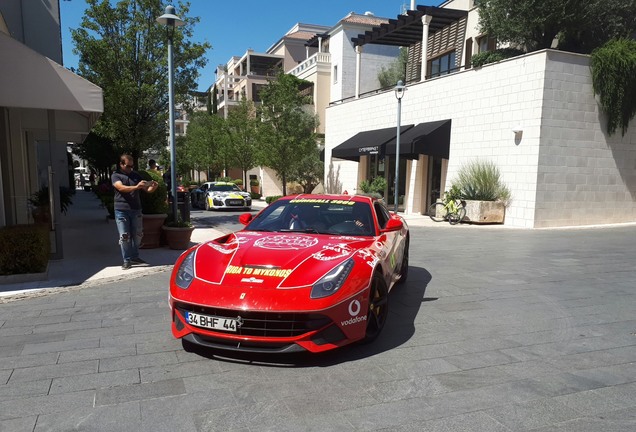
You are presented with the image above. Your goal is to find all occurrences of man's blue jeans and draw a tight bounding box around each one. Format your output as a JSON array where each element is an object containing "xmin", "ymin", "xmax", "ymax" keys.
[{"xmin": 115, "ymin": 209, "xmax": 143, "ymax": 263}]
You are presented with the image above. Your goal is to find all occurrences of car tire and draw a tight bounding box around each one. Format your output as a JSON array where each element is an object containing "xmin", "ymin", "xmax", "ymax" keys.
[
  {"xmin": 397, "ymin": 236, "xmax": 409, "ymax": 284},
  {"xmin": 363, "ymin": 272, "xmax": 389, "ymax": 343}
]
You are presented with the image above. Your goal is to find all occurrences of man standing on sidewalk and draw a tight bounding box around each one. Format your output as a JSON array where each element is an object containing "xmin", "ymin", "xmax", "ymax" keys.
[{"xmin": 112, "ymin": 154, "xmax": 159, "ymax": 270}]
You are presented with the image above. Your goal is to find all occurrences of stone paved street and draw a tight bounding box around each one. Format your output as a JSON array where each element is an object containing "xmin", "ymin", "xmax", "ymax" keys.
[{"xmin": 1, "ymin": 224, "xmax": 635, "ymax": 431}]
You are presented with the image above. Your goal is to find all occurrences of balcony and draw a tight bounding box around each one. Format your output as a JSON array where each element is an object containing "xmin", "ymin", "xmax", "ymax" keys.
[{"xmin": 289, "ymin": 52, "xmax": 331, "ymax": 78}]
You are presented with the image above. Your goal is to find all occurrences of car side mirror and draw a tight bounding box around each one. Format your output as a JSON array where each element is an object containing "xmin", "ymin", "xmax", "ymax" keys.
[
  {"xmin": 381, "ymin": 217, "xmax": 403, "ymax": 232},
  {"xmin": 239, "ymin": 213, "xmax": 253, "ymax": 225}
]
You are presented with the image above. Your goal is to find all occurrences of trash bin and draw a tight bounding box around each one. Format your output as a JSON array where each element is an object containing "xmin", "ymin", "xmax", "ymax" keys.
[{"xmin": 169, "ymin": 191, "xmax": 190, "ymax": 222}]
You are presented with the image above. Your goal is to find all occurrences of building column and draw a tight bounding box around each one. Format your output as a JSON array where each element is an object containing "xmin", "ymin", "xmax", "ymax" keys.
[
  {"xmin": 405, "ymin": 159, "xmax": 421, "ymax": 214},
  {"xmin": 355, "ymin": 45, "xmax": 362, "ymax": 99},
  {"xmin": 420, "ymin": 15, "xmax": 432, "ymax": 82}
]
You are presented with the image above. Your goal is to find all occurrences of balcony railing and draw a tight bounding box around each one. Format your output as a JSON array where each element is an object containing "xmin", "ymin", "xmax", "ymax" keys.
[{"xmin": 289, "ymin": 52, "xmax": 331, "ymax": 76}]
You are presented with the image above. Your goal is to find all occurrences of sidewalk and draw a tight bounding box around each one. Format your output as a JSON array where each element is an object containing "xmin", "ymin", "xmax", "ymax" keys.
[
  {"xmin": 0, "ymin": 191, "xmax": 228, "ymax": 298},
  {"xmin": 0, "ymin": 192, "xmax": 486, "ymax": 299}
]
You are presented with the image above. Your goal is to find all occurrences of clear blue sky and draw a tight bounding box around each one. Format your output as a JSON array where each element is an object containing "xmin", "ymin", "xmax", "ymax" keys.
[{"xmin": 60, "ymin": 0, "xmax": 438, "ymax": 91}]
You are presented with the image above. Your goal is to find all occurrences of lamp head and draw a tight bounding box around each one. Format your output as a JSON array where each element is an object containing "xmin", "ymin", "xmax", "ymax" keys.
[
  {"xmin": 156, "ymin": 5, "xmax": 184, "ymax": 27},
  {"xmin": 512, "ymin": 125, "xmax": 523, "ymax": 134},
  {"xmin": 394, "ymin": 80, "xmax": 406, "ymax": 100}
]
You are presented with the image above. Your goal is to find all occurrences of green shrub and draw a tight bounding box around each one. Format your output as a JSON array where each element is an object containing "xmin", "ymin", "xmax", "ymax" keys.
[
  {"xmin": 0, "ymin": 225, "xmax": 50, "ymax": 275},
  {"xmin": 138, "ymin": 170, "xmax": 168, "ymax": 214},
  {"xmin": 265, "ymin": 195, "xmax": 282, "ymax": 204},
  {"xmin": 250, "ymin": 179, "xmax": 260, "ymax": 186},
  {"xmin": 590, "ymin": 38, "xmax": 636, "ymax": 136},
  {"xmin": 359, "ymin": 177, "xmax": 387, "ymax": 194},
  {"xmin": 250, "ymin": 192, "xmax": 262, "ymax": 200},
  {"xmin": 233, "ymin": 178, "xmax": 243, "ymax": 186},
  {"xmin": 28, "ymin": 186, "xmax": 74, "ymax": 214},
  {"xmin": 452, "ymin": 160, "xmax": 511, "ymax": 204},
  {"xmin": 471, "ymin": 48, "xmax": 525, "ymax": 68}
]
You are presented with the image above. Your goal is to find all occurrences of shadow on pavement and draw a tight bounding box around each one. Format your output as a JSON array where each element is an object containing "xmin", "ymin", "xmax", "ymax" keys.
[{"xmin": 180, "ymin": 266, "xmax": 433, "ymax": 367}]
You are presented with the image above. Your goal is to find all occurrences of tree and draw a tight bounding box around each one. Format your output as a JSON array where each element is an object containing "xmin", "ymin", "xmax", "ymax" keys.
[
  {"xmin": 183, "ymin": 111, "xmax": 225, "ymax": 181},
  {"xmin": 378, "ymin": 47, "xmax": 408, "ymax": 88},
  {"xmin": 478, "ymin": 0, "xmax": 636, "ymax": 54},
  {"xmin": 288, "ymin": 146, "xmax": 323, "ymax": 194},
  {"xmin": 71, "ymin": 0, "xmax": 210, "ymax": 160},
  {"xmin": 258, "ymin": 72, "xmax": 319, "ymax": 195},
  {"xmin": 224, "ymin": 99, "xmax": 259, "ymax": 187},
  {"xmin": 72, "ymin": 132, "xmax": 119, "ymax": 180}
]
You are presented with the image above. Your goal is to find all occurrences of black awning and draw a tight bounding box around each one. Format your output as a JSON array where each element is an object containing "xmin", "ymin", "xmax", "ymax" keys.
[
  {"xmin": 385, "ymin": 119, "xmax": 451, "ymax": 159},
  {"xmin": 331, "ymin": 125, "xmax": 413, "ymax": 161}
]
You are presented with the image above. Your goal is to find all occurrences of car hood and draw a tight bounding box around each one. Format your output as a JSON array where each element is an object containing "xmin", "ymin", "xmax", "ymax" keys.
[{"xmin": 193, "ymin": 231, "xmax": 375, "ymax": 289}]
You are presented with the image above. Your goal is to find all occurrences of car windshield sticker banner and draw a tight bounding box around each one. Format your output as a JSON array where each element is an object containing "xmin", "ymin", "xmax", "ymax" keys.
[
  {"xmin": 254, "ymin": 235, "xmax": 319, "ymax": 250},
  {"xmin": 289, "ymin": 198, "xmax": 354, "ymax": 206}
]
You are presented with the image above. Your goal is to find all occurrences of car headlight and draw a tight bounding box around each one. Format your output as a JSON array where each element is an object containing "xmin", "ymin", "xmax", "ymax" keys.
[
  {"xmin": 310, "ymin": 258, "xmax": 354, "ymax": 299},
  {"xmin": 175, "ymin": 250, "xmax": 195, "ymax": 289}
]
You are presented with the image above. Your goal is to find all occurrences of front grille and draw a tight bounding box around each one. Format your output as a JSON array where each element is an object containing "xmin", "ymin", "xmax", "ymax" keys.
[{"xmin": 176, "ymin": 302, "xmax": 331, "ymax": 337}]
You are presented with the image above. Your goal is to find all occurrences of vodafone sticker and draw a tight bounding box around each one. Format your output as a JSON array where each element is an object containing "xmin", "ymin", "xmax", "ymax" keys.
[{"xmin": 348, "ymin": 299, "xmax": 361, "ymax": 316}]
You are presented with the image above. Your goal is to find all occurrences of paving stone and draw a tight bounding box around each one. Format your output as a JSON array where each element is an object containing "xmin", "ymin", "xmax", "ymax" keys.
[
  {"xmin": 483, "ymin": 398, "xmax": 583, "ymax": 430},
  {"xmin": 0, "ymin": 389, "xmax": 95, "ymax": 420},
  {"xmin": 50, "ymin": 368, "xmax": 140, "ymax": 394},
  {"xmin": 21, "ymin": 337, "xmax": 98, "ymax": 355},
  {"xmin": 34, "ymin": 401, "xmax": 141, "ymax": 432},
  {"xmin": 8, "ymin": 360, "xmax": 98, "ymax": 383},
  {"xmin": 0, "ymin": 379, "xmax": 50, "ymax": 402},
  {"xmin": 95, "ymin": 378, "xmax": 186, "ymax": 406}
]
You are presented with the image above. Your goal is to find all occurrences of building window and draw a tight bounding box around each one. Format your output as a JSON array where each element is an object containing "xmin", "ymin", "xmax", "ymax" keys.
[
  {"xmin": 333, "ymin": 65, "xmax": 338, "ymax": 84},
  {"xmin": 478, "ymin": 35, "xmax": 496, "ymax": 53},
  {"xmin": 428, "ymin": 51, "xmax": 456, "ymax": 78}
]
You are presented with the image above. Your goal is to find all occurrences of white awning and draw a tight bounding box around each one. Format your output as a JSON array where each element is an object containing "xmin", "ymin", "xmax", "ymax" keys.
[{"xmin": 0, "ymin": 31, "xmax": 103, "ymax": 125}]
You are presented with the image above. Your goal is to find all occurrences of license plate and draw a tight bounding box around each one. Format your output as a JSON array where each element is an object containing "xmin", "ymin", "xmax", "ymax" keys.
[
  {"xmin": 227, "ymin": 200, "xmax": 243, "ymax": 206},
  {"xmin": 186, "ymin": 311, "xmax": 238, "ymax": 332}
]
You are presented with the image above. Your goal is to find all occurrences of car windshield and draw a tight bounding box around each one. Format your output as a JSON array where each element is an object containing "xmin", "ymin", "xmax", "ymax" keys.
[
  {"xmin": 246, "ymin": 198, "xmax": 374, "ymax": 236},
  {"xmin": 211, "ymin": 184, "xmax": 240, "ymax": 192}
]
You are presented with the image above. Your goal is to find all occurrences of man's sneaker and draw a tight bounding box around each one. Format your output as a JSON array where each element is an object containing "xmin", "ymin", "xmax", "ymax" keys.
[
  {"xmin": 130, "ymin": 258, "xmax": 148, "ymax": 266},
  {"xmin": 122, "ymin": 261, "xmax": 132, "ymax": 270}
]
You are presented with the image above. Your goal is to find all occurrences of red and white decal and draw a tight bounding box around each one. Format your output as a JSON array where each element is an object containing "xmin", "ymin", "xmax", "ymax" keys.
[
  {"xmin": 254, "ymin": 235, "xmax": 319, "ymax": 250},
  {"xmin": 312, "ymin": 243, "xmax": 352, "ymax": 261}
]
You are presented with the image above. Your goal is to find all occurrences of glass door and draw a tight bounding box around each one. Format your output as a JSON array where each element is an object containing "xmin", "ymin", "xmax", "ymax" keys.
[{"xmin": 387, "ymin": 156, "xmax": 407, "ymax": 212}]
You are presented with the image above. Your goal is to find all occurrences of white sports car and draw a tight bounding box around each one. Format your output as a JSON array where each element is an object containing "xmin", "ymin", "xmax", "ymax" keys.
[{"xmin": 203, "ymin": 182, "xmax": 252, "ymax": 211}]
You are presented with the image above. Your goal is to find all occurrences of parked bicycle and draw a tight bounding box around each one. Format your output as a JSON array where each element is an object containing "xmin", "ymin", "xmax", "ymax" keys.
[{"xmin": 428, "ymin": 198, "xmax": 466, "ymax": 225}]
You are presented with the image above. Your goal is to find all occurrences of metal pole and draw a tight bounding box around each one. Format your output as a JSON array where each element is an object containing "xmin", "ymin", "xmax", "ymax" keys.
[
  {"xmin": 168, "ymin": 31, "xmax": 178, "ymax": 222},
  {"xmin": 394, "ymin": 96, "xmax": 401, "ymax": 213}
]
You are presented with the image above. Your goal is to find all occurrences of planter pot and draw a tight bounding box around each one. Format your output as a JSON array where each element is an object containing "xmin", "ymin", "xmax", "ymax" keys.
[
  {"xmin": 31, "ymin": 206, "xmax": 51, "ymax": 225},
  {"xmin": 140, "ymin": 214, "xmax": 168, "ymax": 248},
  {"xmin": 463, "ymin": 200, "xmax": 505, "ymax": 224},
  {"xmin": 162, "ymin": 225, "xmax": 195, "ymax": 250}
]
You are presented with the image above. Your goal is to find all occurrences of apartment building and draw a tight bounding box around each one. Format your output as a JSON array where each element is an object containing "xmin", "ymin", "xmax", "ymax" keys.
[
  {"xmin": 0, "ymin": 0, "xmax": 103, "ymax": 256},
  {"xmin": 211, "ymin": 14, "xmax": 400, "ymax": 196},
  {"xmin": 324, "ymin": 0, "xmax": 636, "ymax": 228}
]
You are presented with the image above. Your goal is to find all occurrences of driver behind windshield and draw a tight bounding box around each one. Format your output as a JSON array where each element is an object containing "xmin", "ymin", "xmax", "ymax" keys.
[{"xmin": 289, "ymin": 205, "xmax": 328, "ymax": 232}]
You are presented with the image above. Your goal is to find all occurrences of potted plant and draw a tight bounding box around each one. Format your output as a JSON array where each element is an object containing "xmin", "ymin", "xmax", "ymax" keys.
[
  {"xmin": 358, "ymin": 176, "xmax": 387, "ymax": 199},
  {"xmin": 162, "ymin": 218, "xmax": 194, "ymax": 250},
  {"xmin": 139, "ymin": 169, "xmax": 168, "ymax": 248},
  {"xmin": 451, "ymin": 160, "xmax": 511, "ymax": 224},
  {"xmin": 250, "ymin": 178, "xmax": 260, "ymax": 194},
  {"xmin": 28, "ymin": 186, "xmax": 73, "ymax": 224}
]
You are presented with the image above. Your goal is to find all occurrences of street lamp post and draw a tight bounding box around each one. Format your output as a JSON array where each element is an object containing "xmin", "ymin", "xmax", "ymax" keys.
[
  {"xmin": 394, "ymin": 80, "xmax": 406, "ymax": 213},
  {"xmin": 156, "ymin": 5, "xmax": 184, "ymax": 222}
]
